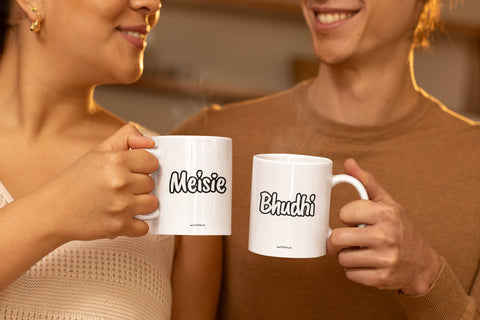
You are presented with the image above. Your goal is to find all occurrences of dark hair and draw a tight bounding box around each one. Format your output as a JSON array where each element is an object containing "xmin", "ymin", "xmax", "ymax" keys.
[{"xmin": 0, "ymin": 0, "xmax": 11, "ymax": 54}]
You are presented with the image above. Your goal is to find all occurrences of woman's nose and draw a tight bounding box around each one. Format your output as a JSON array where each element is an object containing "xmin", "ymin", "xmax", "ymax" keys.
[{"xmin": 130, "ymin": 0, "xmax": 161, "ymax": 16}]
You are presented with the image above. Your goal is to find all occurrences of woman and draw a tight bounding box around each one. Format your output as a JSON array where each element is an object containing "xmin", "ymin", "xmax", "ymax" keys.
[
  {"xmin": 173, "ymin": 0, "xmax": 480, "ymax": 318},
  {"xmin": 0, "ymin": 0, "xmax": 221, "ymax": 319}
]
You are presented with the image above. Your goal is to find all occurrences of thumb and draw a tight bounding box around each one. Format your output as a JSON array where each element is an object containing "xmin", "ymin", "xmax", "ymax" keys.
[
  {"xmin": 95, "ymin": 124, "xmax": 155, "ymax": 151},
  {"xmin": 344, "ymin": 158, "xmax": 394, "ymax": 203}
]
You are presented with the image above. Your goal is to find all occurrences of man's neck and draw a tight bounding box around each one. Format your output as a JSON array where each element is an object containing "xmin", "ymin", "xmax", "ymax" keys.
[{"xmin": 308, "ymin": 51, "xmax": 423, "ymax": 127}]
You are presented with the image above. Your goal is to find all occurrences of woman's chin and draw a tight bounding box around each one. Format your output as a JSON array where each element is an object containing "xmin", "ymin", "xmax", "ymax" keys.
[
  {"xmin": 123, "ymin": 73, "xmax": 143, "ymax": 85},
  {"xmin": 112, "ymin": 67, "xmax": 144, "ymax": 85}
]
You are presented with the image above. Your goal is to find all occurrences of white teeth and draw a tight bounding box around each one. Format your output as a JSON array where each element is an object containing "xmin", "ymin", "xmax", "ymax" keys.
[
  {"xmin": 123, "ymin": 31, "xmax": 144, "ymax": 40},
  {"xmin": 316, "ymin": 12, "xmax": 353, "ymax": 24}
]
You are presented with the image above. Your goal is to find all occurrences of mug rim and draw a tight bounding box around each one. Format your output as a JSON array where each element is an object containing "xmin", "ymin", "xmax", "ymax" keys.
[
  {"xmin": 152, "ymin": 135, "xmax": 232, "ymax": 142},
  {"xmin": 254, "ymin": 153, "xmax": 332, "ymax": 165}
]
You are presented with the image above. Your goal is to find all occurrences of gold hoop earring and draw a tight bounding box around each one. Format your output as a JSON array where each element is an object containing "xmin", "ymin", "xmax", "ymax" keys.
[{"xmin": 30, "ymin": 7, "xmax": 41, "ymax": 32}]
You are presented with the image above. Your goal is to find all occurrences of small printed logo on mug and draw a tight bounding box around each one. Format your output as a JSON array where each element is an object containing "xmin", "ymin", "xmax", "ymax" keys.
[
  {"xmin": 259, "ymin": 191, "xmax": 316, "ymax": 217},
  {"xmin": 169, "ymin": 170, "xmax": 227, "ymax": 194}
]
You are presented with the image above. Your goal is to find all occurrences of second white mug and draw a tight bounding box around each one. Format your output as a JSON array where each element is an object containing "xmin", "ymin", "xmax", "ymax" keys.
[{"xmin": 248, "ymin": 154, "xmax": 368, "ymax": 258}]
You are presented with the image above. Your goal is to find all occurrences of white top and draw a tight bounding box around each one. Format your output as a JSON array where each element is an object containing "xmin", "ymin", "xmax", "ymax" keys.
[
  {"xmin": 0, "ymin": 181, "xmax": 174, "ymax": 319},
  {"xmin": 0, "ymin": 181, "xmax": 13, "ymax": 205},
  {"xmin": 0, "ymin": 123, "xmax": 174, "ymax": 319}
]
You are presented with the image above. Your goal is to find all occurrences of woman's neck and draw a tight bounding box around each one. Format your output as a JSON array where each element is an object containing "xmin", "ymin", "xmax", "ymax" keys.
[
  {"xmin": 0, "ymin": 35, "xmax": 98, "ymax": 140},
  {"xmin": 308, "ymin": 50, "xmax": 423, "ymax": 127}
]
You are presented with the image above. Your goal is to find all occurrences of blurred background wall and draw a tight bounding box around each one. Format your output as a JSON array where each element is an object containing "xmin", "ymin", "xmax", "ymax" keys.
[{"xmin": 95, "ymin": 0, "xmax": 480, "ymax": 134}]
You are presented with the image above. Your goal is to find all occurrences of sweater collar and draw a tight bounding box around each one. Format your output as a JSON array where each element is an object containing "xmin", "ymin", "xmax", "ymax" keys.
[{"xmin": 294, "ymin": 79, "xmax": 432, "ymax": 143}]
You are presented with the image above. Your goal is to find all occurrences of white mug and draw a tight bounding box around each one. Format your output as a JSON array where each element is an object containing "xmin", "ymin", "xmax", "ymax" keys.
[
  {"xmin": 248, "ymin": 154, "xmax": 368, "ymax": 258},
  {"xmin": 136, "ymin": 135, "xmax": 232, "ymax": 235}
]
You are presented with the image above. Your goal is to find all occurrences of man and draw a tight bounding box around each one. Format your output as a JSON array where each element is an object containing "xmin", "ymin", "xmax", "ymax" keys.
[{"xmin": 174, "ymin": 0, "xmax": 480, "ymax": 318}]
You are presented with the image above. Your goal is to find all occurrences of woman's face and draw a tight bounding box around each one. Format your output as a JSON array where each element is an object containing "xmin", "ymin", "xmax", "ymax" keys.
[
  {"xmin": 301, "ymin": 0, "xmax": 424, "ymax": 66},
  {"xmin": 42, "ymin": 0, "xmax": 161, "ymax": 85}
]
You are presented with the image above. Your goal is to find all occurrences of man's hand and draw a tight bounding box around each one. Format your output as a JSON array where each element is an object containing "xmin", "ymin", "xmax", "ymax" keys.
[{"xmin": 327, "ymin": 159, "xmax": 443, "ymax": 295}]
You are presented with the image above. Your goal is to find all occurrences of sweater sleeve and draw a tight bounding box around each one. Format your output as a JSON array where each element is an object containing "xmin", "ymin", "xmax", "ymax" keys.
[{"xmin": 397, "ymin": 257, "xmax": 480, "ymax": 319}]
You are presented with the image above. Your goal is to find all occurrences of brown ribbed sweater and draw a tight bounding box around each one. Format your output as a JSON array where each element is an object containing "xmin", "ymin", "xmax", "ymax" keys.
[{"xmin": 173, "ymin": 79, "xmax": 480, "ymax": 319}]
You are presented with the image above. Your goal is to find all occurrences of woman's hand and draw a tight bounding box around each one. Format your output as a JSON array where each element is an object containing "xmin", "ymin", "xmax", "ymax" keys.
[
  {"xmin": 327, "ymin": 159, "xmax": 443, "ymax": 295},
  {"xmin": 40, "ymin": 124, "xmax": 159, "ymax": 242},
  {"xmin": 0, "ymin": 124, "xmax": 160, "ymax": 291}
]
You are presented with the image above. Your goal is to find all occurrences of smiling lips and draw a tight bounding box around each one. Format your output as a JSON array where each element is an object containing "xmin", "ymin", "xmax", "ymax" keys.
[
  {"xmin": 117, "ymin": 25, "xmax": 149, "ymax": 49},
  {"xmin": 316, "ymin": 11, "xmax": 356, "ymax": 24},
  {"xmin": 123, "ymin": 30, "xmax": 145, "ymax": 40}
]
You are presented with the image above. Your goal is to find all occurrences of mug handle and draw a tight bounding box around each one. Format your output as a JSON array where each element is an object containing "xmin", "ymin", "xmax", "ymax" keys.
[
  {"xmin": 135, "ymin": 147, "xmax": 161, "ymax": 221},
  {"xmin": 331, "ymin": 174, "xmax": 369, "ymax": 229}
]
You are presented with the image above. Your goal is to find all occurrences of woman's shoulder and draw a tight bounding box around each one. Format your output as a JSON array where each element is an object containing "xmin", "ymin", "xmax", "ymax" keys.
[
  {"xmin": 89, "ymin": 105, "xmax": 160, "ymax": 138},
  {"xmin": 128, "ymin": 122, "xmax": 160, "ymax": 138}
]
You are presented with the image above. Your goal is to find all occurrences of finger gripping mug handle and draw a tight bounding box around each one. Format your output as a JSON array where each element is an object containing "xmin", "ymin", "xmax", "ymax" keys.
[
  {"xmin": 332, "ymin": 174, "xmax": 369, "ymax": 228},
  {"xmin": 135, "ymin": 147, "xmax": 161, "ymax": 221}
]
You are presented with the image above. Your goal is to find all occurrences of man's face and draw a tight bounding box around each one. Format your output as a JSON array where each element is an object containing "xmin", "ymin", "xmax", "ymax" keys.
[{"xmin": 301, "ymin": 0, "xmax": 424, "ymax": 66}]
